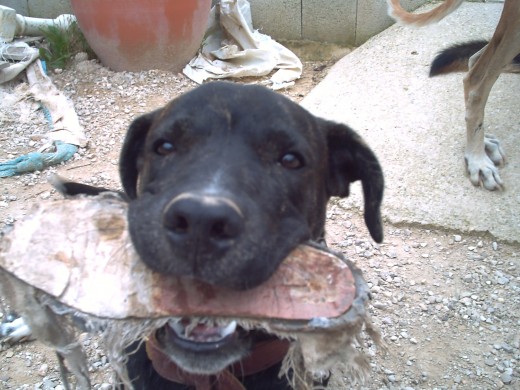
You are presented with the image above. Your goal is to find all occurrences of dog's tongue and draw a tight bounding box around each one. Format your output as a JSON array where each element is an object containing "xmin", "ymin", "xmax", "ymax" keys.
[{"xmin": 0, "ymin": 194, "xmax": 357, "ymax": 322}]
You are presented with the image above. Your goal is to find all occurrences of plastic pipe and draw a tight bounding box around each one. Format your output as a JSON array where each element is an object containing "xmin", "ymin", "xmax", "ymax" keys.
[{"xmin": 0, "ymin": 5, "xmax": 76, "ymax": 42}]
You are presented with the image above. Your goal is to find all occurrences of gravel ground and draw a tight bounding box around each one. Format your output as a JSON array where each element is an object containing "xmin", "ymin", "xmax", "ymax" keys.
[{"xmin": 0, "ymin": 55, "xmax": 519, "ymax": 389}]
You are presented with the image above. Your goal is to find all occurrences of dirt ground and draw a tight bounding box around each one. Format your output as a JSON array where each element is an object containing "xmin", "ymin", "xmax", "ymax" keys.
[{"xmin": 0, "ymin": 51, "xmax": 518, "ymax": 389}]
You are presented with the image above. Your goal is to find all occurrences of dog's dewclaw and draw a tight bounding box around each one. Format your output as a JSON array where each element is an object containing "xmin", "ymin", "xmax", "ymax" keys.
[{"xmin": 0, "ymin": 194, "xmax": 356, "ymax": 321}]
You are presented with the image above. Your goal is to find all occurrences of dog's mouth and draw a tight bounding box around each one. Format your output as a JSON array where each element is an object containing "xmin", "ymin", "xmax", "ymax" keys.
[
  {"xmin": 149, "ymin": 317, "xmax": 252, "ymax": 375},
  {"xmin": 165, "ymin": 318, "xmax": 239, "ymax": 351}
]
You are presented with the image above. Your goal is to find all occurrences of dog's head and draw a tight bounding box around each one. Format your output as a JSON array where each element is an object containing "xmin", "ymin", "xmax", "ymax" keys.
[
  {"xmin": 121, "ymin": 82, "xmax": 383, "ymax": 289},
  {"xmin": 120, "ymin": 81, "xmax": 383, "ymax": 375}
]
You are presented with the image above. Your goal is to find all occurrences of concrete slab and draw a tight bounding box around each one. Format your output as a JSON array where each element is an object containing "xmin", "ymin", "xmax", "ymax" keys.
[{"xmin": 302, "ymin": 2, "xmax": 520, "ymax": 243}]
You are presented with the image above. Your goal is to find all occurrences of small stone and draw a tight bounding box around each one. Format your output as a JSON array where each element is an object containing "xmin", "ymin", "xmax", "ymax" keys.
[
  {"xmin": 74, "ymin": 52, "xmax": 89, "ymax": 63},
  {"xmin": 484, "ymin": 358, "xmax": 495, "ymax": 367},
  {"xmin": 372, "ymin": 302, "xmax": 387, "ymax": 310},
  {"xmin": 40, "ymin": 191, "xmax": 51, "ymax": 200},
  {"xmin": 454, "ymin": 235, "xmax": 462, "ymax": 242},
  {"xmin": 42, "ymin": 378, "xmax": 56, "ymax": 390},
  {"xmin": 38, "ymin": 363, "xmax": 49, "ymax": 376},
  {"xmin": 500, "ymin": 372, "xmax": 512, "ymax": 384},
  {"xmin": 5, "ymin": 350, "xmax": 14, "ymax": 358}
]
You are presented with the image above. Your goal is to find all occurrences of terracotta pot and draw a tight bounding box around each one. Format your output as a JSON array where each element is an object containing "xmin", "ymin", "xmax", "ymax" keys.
[{"xmin": 70, "ymin": 0, "xmax": 211, "ymax": 72}]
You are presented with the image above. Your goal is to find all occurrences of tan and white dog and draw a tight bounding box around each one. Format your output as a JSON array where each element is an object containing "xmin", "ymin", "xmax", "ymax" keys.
[{"xmin": 387, "ymin": 0, "xmax": 520, "ymax": 190}]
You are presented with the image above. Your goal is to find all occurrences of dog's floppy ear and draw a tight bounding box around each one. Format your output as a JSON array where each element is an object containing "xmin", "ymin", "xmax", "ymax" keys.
[
  {"xmin": 324, "ymin": 120, "xmax": 384, "ymax": 243},
  {"xmin": 119, "ymin": 110, "xmax": 160, "ymax": 199}
]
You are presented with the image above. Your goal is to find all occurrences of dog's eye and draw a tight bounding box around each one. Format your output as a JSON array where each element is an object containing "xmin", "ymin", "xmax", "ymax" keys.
[
  {"xmin": 279, "ymin": 153, "xmax": 304, "ymax": 169},
  {"xmin": 154, "ymin": 140, "xmax": 175, "ymax": 156}
]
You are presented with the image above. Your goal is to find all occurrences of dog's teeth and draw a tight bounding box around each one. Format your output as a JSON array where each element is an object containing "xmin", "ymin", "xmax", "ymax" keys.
[
  {"xmin": 168, "ymin": 319, "xmax": 186, "ymax": 338},
  {"xmin": 220, "ymin": 321, "xmax": 237, "ymax": 338},
  {"xmin": 167, "ymin": 318, "xmax": 237, "ymax": 342}
]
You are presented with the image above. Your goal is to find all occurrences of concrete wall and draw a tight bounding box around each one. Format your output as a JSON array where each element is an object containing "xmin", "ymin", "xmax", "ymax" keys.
[
  {"xmin": 249, "ymin": 0, "xmax": 428, "ymax": 45},
  {"xmin": 0, "ymin": 0, "xmax": 72, "ymax": 18},
  {"xmin": 0, "ymin": 0, "xmax": 428, "ymax": 46}
]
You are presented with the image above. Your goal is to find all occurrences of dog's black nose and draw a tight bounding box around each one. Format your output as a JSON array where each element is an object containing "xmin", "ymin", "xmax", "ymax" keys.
[{"xmin": 163, "ymin": 194, "xmax": 244, "ymax": 252}]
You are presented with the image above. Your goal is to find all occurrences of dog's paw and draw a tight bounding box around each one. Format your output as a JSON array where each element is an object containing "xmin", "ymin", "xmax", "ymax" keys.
[
  {"xmin": 484, "ymin": 134, "xmax": 505, "ymax": 166},
  {"xmin": 465, "ymin": 150, "xmax": 504, "ymax": 191}
]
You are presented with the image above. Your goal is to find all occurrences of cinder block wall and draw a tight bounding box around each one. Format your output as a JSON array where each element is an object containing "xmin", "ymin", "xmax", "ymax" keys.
[
  {"xmin": 1, "ymin": 0, "xmax": 428, "ymax": 46},
  {"xmin": 249, "ymin": 0, "xmax": 428, "ymax": 45},
  {"xmin": 0, "ymin": 0, "xmax": 72, "ymax": 18}
]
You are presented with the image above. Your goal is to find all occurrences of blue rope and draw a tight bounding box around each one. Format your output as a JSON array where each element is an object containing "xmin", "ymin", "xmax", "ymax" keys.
[{"xmin": 0, "ymin": 142, "xmax": 78, "ymax": 178}]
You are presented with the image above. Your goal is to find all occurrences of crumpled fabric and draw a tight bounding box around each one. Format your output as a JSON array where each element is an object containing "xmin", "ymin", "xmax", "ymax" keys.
[{"xmin": 183, "ymin": 0, "xmax": 302, "ymax": 89}]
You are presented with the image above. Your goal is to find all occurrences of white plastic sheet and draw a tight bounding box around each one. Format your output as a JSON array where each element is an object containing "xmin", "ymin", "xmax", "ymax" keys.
[
  {"xmin": 183, "ymin": 0, "xmax": 302, "ymax": 89},
  {"xmin": 0, "ymin": 41, "xmax": 39, "ymax": 83}
]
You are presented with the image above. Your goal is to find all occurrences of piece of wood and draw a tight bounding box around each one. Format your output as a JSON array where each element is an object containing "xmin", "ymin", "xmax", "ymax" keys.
[{"xmin": 0, "ymin": 194, "xmax": 357, "ymax": 321}]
